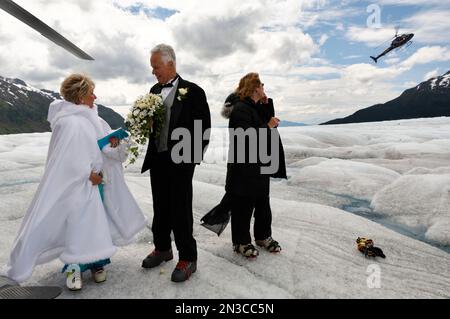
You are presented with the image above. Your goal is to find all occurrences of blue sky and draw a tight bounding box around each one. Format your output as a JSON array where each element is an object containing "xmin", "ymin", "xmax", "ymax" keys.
[
  {"xmin": 118, "ymin": 3, "xmax": 178, "ymax": 20},
  {"xmin": 0, "ymin": 0, "xmax": 449, "ymax": 124},
  {"xmin": 314, "ymin": 1, "xmax": 449, "ymax": 87}
]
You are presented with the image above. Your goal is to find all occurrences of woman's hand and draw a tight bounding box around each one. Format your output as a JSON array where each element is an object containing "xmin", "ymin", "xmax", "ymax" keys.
[
  {"xmin": 268, "ymin": 117, "xmax": 280, "ymax": 129},
  {"xmin": 89, "ymin": 171, "xmax": 103, "ymax": 185},
  {"xmin": 109, "ymin": 137, "xmax": 120, "ymax": 148},
  {"xmin": 260, "ymin": 93, "xmax": 269, "ymax": 104}
]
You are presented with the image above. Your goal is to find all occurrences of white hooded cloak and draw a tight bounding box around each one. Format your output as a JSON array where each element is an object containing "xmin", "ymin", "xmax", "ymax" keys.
[
  {"xmin": 97, "ymin": 116, "xmax": 147, "ymax": 246},
  {"xmin": 4, "ymin": 100, "xmax": 136, "ymax": 282}
]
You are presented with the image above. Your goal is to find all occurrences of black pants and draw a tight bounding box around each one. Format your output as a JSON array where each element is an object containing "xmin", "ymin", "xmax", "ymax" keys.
[
  {"xmin": 150, "ymin": 152, "xmax": 197, "ymax": 261},
  {"xmin": 231, "ymin": 194, "xmax": 272, "ymax": 245}
]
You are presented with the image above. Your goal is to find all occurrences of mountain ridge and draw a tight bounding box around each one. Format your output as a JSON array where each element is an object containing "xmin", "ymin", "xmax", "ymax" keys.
[
  {"xmin": 0, "ymin": 76, "xmax": 124, "ymax": 134},
  {"xmin": 321, "ymin": 70, "xmax": 450, "ymax": 125}
]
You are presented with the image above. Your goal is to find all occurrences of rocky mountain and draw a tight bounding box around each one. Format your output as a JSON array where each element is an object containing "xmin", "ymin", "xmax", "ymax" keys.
[
  {"xmin": 0, "ymin": 76, "xmax": 124, "ymax": 134},
  {"xmin": 322, "ymin": 70, "xmax": 450, "ymax": 125}
]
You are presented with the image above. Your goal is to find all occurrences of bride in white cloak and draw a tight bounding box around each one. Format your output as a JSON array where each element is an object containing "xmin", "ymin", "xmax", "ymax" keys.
[{"xmin": 5, "ymin": 74, "xmax": 147, "ymax": 288}]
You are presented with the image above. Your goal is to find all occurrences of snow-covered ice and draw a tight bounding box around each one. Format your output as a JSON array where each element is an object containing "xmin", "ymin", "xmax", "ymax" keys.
[{"xmin": 0, "ymin": 117, "xmax": 449, "ymax": 298}]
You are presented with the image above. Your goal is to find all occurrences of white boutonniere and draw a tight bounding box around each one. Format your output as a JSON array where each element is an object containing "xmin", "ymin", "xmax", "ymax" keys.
[{"xmin": 177, "ymin": 88, "xmax": 188, "ymax": 101}]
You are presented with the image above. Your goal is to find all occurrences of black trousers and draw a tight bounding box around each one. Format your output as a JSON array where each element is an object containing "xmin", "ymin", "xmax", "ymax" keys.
[
  {"xmin": 150, "ymin": 152, "xmax": 197, "ymax": 261},
  {"xmin": 230, "ymin": 194, "xmax": 272, "ymax": 245}
]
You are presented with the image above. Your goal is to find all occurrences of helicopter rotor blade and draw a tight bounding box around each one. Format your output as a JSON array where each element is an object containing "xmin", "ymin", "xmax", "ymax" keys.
[
  {"xmin": 373, "ymin": 37, "xmax": 393, "ymax": 50},
  {"xmin": 0, "ymin": 0, "xmax": 94, "ymax": 60}
]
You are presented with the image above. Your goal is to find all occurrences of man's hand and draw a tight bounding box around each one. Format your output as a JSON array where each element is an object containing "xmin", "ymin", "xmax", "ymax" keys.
[
  {"xmin": 89, "ymin": 171, "xmax": 103, "ymax": 186},
  {"xmin": 268, "ymin": 117, "xmax": 280, "ymax": 129},
  {"xmin": 109, "ymin": 137, "xmax": 120, "ymax": 148}
]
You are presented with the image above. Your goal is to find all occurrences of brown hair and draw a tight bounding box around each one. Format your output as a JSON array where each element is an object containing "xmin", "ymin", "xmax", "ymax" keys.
[
  {"xmin": 60, "ymin": 74, "xmax": 95, "ymax": 104},
  {"xmin": 236, "ymin": 72, "xmax": 261, "ymax": 100}
]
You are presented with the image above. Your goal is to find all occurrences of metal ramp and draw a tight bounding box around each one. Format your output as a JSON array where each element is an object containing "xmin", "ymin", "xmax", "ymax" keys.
[{"xmin": 0, "ymin": 276, "xmax": 62, "ymax": 299}]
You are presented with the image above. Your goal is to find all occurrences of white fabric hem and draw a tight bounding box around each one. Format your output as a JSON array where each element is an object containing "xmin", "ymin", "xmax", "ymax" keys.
[{"xmin": 60, "ymin": 247, "xmax": 117, "ymax": 265}]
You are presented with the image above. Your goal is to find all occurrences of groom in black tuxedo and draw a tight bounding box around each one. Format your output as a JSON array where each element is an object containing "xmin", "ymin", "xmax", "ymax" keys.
[{"xmin": 141, "ymin": 44, "xmax": 211, "ymax": 283}]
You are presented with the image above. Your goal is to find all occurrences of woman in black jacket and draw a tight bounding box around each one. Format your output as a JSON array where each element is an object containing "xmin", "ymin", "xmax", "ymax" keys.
[{"xmin": 224, "ymin": 73, "xmax": 283, "ymax": 258}]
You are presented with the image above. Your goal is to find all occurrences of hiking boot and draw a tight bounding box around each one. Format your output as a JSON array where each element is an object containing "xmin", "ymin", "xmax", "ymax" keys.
[
  {"xmin": 233, "ymin": 243, "xmax": 259, "ymax": 259},
  {"xmin": 142, "ymin": 249, "xmax": 173, "ymax": 269},
  {"xmin": 255, "ymin": 237, "xmax": 282, "ymax": 253},
  {"xmin": 91, "ymin": 267, "xmax": 107, "ymax": 283},
  {"xmin": 66, "ymin": 264, "xmax": 82, "ymax": 291},
  {"xmin": 171, "ymin": 260, "xmax": 197, "ymax": 283}
]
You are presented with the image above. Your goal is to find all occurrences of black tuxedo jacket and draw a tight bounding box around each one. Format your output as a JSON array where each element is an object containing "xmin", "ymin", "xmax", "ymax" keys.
[{"xmin": 141, "ymin": 76, "xmax": 211, "ymax": 173}]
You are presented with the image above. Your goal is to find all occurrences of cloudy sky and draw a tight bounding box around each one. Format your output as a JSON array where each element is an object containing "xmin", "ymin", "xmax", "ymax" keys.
[{"xmin": 0, "ymin": 0, "xmax": 449, "ymax": 125}]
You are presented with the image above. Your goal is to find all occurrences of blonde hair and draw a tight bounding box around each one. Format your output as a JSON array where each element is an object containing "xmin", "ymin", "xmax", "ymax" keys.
[
  {"xmin": 60, "ymin": 74, "xmax": 95, "ymax": 104},
  {"xmin": 236, "ymin": 72, "xmax": 261, "ymax": 100}
]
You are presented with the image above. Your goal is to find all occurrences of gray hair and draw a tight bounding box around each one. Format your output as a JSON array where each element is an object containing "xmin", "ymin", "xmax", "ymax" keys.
[{"xmin": 151, "ymin": 44, "xmax": 176, "ymax": 65}]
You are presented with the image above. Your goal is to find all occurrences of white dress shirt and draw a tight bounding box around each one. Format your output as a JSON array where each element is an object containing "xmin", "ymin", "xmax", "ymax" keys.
[{"xmin": 161, "ymin": 77, "xmax": 179, "ymax": 101}]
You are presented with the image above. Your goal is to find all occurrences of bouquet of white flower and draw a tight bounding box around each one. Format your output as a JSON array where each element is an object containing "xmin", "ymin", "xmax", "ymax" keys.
[{"xmin": 124, "ymin": 93, "xmax": 165, "ymax": 165}]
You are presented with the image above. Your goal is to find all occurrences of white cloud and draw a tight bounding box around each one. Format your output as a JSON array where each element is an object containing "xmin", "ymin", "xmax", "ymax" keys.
[
  {"xmin": 319, "ymin": 34, "xmax": 329, "ymax": 46},
  {"xmin": 403, "ymin": 10, "xmax": 450, "ymax": 44},
  {"xmin": 0, "ymin": 0, "xmax": 172, "ymax": 100},
  {"xmin": 384, "ymin": 57, "xmax": 401, "ymax": 65},
  {"xmin": 253, "ymin": 65, "xmax": 402, "ymax": 124},
  {"xmin": 399, "ymin": 46, "xmax": 450, "ymax": 69},
  {"xmin": 342, "ymin": 63, "xmax": 401, "ymax": 85},
  {"xmin": 346, "ymin": 9, "xmax": 450, "ymax": 46},
  {"xmin": 169, "ymin": 2, "xmax": 261, "ymax": 60},
  {"xmin": 346, "ymin": 26, "xmax": 399, "ymax": 47},
  {"xmin": 282, "ymin": 46, "xmax": 450, "ymax": 123},
  {"xmin": 424, "ymin": 69, "xmax": 440, "ymax": 81},
  {"xmin": 378, "ymin": 0, "xmax": 449, "ymax": 5},
  {"xmin": 402, "ymin": 81, "xmax": 418, "ymax": 88},
  {"xmin": 0, "ymin": 0, "xmax": 448, "ymax": 126}
]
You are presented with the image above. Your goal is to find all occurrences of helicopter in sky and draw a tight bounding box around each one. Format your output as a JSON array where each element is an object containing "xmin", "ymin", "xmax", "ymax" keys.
[
  {"xmin": 370, "ymin": 28, "xmax": 414, "ymax": 63},
  {"xmin": 0, "ymin": 0, "xmax": 94, "ymax": 60}
]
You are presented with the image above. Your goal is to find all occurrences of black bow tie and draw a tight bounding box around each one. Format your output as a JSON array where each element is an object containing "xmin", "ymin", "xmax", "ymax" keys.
[
  {"xmin": 159, "ymin": 82, "xmax": 173, "ymax": 89},
  {"xmin": 158, "ymin": 76, "xmax": 178, "ymax": 89}
]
